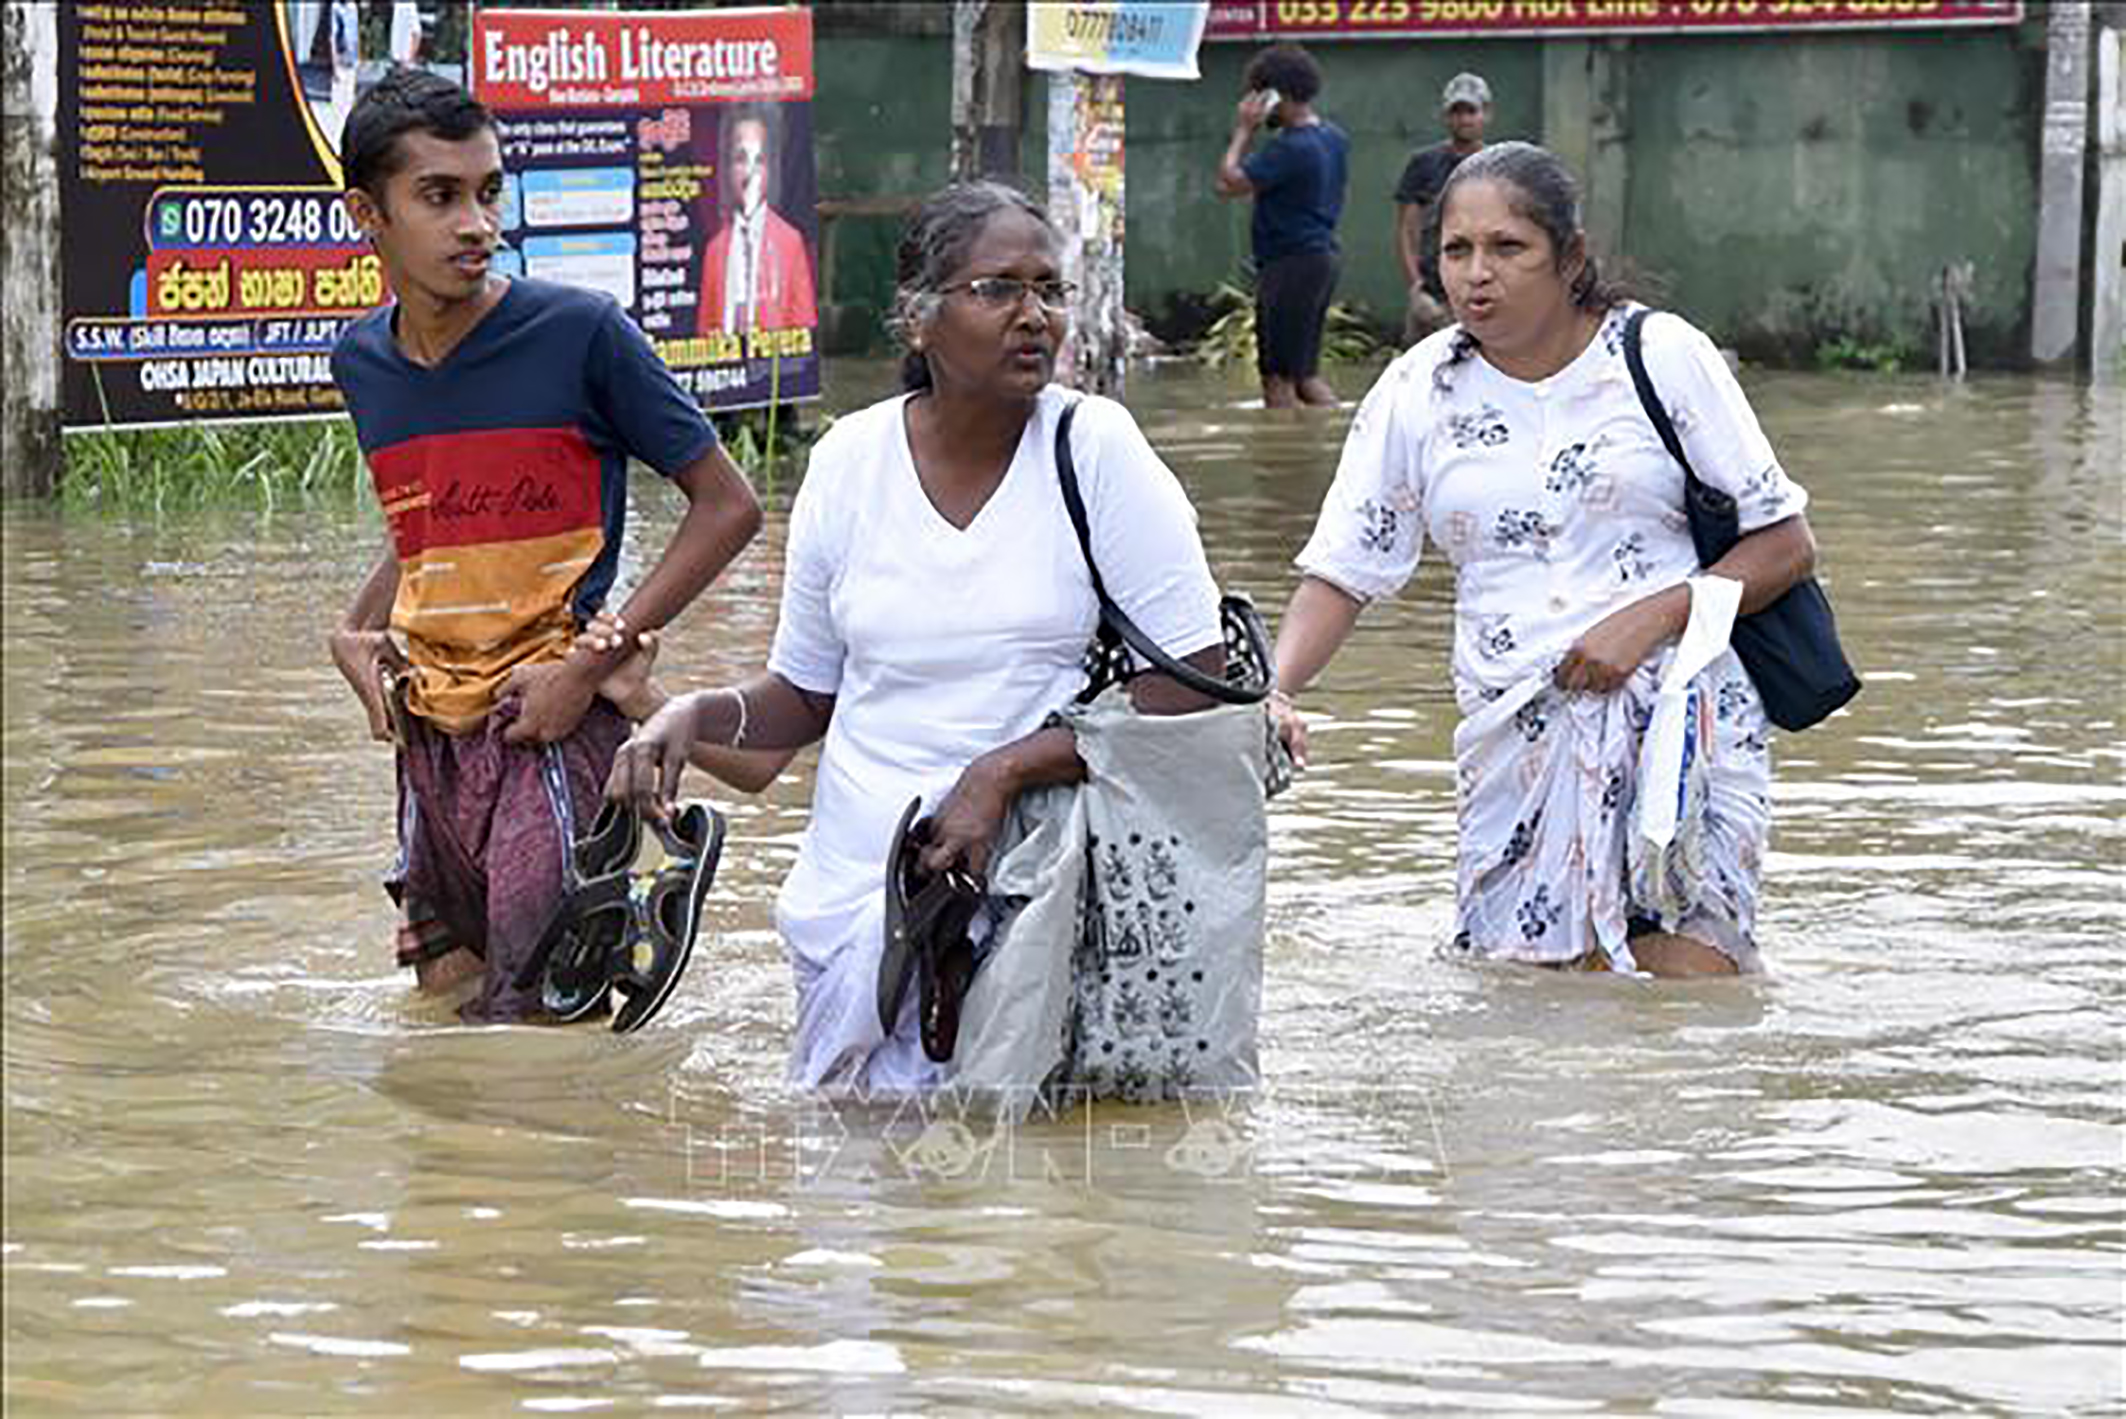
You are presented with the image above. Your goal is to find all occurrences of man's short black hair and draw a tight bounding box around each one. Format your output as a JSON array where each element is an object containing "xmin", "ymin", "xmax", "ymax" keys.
[
  {"xmin": 1244, "ymin": 43, "xmax": 1322, "ymax": 105},
  {"xmin": 342, "ymin": 67, "xmax": 495, "ymax": 197}
]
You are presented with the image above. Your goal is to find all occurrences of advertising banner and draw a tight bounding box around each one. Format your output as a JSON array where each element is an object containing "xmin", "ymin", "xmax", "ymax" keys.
[
  {"xmin": 1026, "ymin": 2, "xmax": 1210, "ymax": 79},
  {"xmin": 472, "ymin": 7, "xmax": 820, "ymax": 411},
  {"xmin": 57, "ymin": 2, "xmax": 438, "ymax": 429},
  {"xmin": 1205, "ymin": 0, "xmax": 2024, "ymax": 41}
]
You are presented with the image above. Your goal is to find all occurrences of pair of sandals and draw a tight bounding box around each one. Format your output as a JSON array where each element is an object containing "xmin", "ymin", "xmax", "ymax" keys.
[
  {"xmin": 877, "ymin": 797, "xmax": 988, "ymax": 1063},
  {"xmin": 514, "ymin": 799, "xmax": 725, "ymax": 1033}
]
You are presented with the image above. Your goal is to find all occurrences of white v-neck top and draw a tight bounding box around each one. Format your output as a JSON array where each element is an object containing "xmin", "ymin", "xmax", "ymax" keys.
[{"xmin": 768, "ymin": 385, "xmax": 1221, "ymax": 1016}]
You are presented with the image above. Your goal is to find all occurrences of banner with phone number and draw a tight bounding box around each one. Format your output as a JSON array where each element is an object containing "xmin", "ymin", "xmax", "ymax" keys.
[
  {"xmin": 1026, "ymin": 2, "xmax": 1210, "ymax": 78},
  {"xmin": 57, "ymin": 2, "xmax": 406, "ymax": 429},
  {"xmin": 472, "ymin": 7, "xmax": 820, "ymax": 412},
  {"xmin": 1205, "ymin": 0, "xmax": 2024, "ymax": 40}
]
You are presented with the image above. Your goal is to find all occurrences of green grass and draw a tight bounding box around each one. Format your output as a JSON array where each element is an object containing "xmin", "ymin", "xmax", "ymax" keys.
[
  {"xmin": 1192, "ymin": 281, "xmax": 1387, "ymax": 371},
  {"xmin": 58, "ymin": 408, "xmax": 822, "ymax": 514},
  {"xmin": 60, "ymin": 419, "xmax": 368, "ymax": 514},
  {"xmin": 1812, "ymin": 334, "xmax": 1911, "ymax": 374}
]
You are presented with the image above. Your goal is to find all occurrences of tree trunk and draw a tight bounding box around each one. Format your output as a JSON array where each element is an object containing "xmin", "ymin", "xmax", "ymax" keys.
[{"xmin": 2, "ymin": 0, "xmax": 64, "ymax": 498}]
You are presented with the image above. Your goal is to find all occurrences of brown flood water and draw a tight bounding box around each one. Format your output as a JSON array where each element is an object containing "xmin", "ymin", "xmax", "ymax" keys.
[{"xmin": 4, "ymin": 360, "xmax": 2122, "ymax": 1414}]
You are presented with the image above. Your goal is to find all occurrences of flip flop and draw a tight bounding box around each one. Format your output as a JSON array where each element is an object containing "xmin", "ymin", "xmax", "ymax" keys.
[
  {"xmin": 917, "ymin": 891, "xmax": 983, "ymax": 1063},
  {"xmin": 513, "ymin": 800, "xmax": 644, "ymax": 1020},
  {"xmin": 874, "ymin": 797, "xmax": 986, "ymax": 1061},
  {"xmin": 877, "ymin": 797, "xmax": 925, "ymax": 1035},
  {"xmin": 610, "ymin": 802, "xmax": 725, "ymax": 1034}
]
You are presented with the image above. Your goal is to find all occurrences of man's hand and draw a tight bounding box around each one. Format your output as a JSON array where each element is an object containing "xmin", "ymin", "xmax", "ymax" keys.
[
  {"xmin": 330, "ymin": 628, "xmax": 408, "ymax": 743},
  {"xmin": 501, "ymin": 659, "xmax": 599, "ymax": 744},
  {"xmin": 570, "ymin": 611, "xmax": 665, "ymax": 722}
]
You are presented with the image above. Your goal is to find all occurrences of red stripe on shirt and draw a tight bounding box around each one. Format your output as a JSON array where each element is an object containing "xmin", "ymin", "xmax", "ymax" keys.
[{"xmin": 369, "ymin": 426, "xmax": 604, "ymax": 557}]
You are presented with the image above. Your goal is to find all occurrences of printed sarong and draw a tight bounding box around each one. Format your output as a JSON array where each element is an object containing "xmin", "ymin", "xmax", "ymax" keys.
[{"xmin": 386, "ymin": 698, "xmax": 631, "ymax": 1022}]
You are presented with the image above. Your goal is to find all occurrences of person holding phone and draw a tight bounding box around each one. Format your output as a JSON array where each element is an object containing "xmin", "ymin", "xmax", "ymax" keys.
[{"xmin": 1214, "ymin": 42, "xmax": 1348, "ymax": 409}]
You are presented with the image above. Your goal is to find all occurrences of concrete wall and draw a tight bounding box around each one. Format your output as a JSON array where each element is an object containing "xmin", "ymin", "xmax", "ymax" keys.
[
  {"xmin": 813, "ymin": 32, "xmax": 952, "ymax": 349},
  {"xmin": 1621, "ymin": 30, "xmax": 2041, "ymax": 366},
  {"xmin": 808, "ymin": 18, "xmax": 2051, "ymax": 367}
]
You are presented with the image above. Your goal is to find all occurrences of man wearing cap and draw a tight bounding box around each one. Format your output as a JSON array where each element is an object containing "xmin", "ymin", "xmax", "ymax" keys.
[{"xmin": 1393, "ymin": 71, "xmax": 1491, "ymax": 344}]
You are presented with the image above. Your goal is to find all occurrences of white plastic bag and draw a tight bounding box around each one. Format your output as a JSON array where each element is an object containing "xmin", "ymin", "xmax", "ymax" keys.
[
  {"xmin": 1629, "ymin": 575, "xmax": 1741, "ymax": 923},
  {"xmin": 947, "ymin": 689, "xmax": 1283, "ymax": 1112}
]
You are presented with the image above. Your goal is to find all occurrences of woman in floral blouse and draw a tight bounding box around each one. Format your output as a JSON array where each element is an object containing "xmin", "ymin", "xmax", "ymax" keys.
[{"xmin": 1271, "ymin": 142, "xmax": 1821, "ymax": 977}]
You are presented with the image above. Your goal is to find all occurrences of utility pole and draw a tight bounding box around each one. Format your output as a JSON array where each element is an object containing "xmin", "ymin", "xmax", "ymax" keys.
[
  {"xmin": 2093, "ymin": 21, "xmax": 2124, "ymax": 374},
  {"xmin": 2032, "ymin": 0, "xmax": 2092, "ymax": 368},
  {"xmin": 1020, "ymin": 0, "xmax": 1206, "ymax": 396},
  {"xmin": 951, "ymin": 0, "xmax": 1025, "ymax": 183},
  {"xmin": 1047, "ymin": 71, "xmax": 1127, "ymax": 396},
  {"xmin": 2, "ymin": 0, "xmax": 64, "ymax": 498}
]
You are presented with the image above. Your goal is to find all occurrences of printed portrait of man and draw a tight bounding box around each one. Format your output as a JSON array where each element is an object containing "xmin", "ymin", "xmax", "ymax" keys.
[{"xmin": 696, "ymin": 104, "xmax": 818, "ymax": 335}]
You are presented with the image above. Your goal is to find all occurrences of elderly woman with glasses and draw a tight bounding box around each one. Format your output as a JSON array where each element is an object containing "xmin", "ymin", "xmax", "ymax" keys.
[{"xmin": 605, "ymin": 181, "xmax": 1227, "ymax": 1092}]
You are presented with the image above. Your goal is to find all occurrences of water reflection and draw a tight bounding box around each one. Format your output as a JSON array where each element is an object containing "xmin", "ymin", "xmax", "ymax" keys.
[{"xmin": 3, "ymin": 365, "xmax": 2121, "ymax": 1413}]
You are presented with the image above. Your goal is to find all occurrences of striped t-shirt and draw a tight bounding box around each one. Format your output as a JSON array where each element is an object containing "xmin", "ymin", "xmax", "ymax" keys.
[{"xmin": 334, "ymin": 279, "xmax": 716, "ymax": 732}]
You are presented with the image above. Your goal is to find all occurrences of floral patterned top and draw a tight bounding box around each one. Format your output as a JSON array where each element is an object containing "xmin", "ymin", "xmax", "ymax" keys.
[{"xmin": 1297, "ymin": 305, "xmax": 1808, "ymax": 712}]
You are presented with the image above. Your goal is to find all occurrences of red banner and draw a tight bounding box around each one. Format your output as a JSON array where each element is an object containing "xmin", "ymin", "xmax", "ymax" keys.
[
  {"xmin": 473, "ymin": 7, "xmax": 813, "ymax": 110},
  {"xmin": 1206, "ymin": 0, "xmax": 2023, "ymax": 40},
  {"xmin": 472, "ymin": 8, "xmax": 823, "ymax": 413}
]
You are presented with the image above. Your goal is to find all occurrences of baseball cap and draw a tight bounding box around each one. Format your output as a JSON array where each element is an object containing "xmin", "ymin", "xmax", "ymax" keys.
[{"xmin": 1442, "ymin": 72, "xmax": 1491, "ymax": 111}]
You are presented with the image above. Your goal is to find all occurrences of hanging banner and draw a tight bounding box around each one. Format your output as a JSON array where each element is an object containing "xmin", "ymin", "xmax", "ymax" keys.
[
  {"xmin": 473, "ymin": 7, "xmax": 820, "ymax": 411},
  {"xmin": 1027, "ymin": 2, "xmax": 1210, "ymax": 79},
  {"xmin": 56, "ymin": 2, "xmax": 453, "ymax": 429},
  {"xmin": 1205, "ymin": 0, "xmax": 2024, "ymax": 40},
  {"xmin": 1047, "ymin": 73, "xmax": 1128, "ymax": 392}
]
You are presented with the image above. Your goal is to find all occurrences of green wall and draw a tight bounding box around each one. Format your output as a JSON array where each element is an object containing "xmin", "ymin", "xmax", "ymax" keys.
[
  {"xmin": 812, "ymin": 33, "xmax": 952, "ymax": 352},
  {"xmin": 1124, "ymin": 40, "xmax": 1545, "ymax": 337},
  {"xmin": 1621, "ymin": 32, "xmax": 2039, "ymax": 365},
  {"xmin": 808, "ymin": 21, "xmax": 2044, "ymax": 366}
]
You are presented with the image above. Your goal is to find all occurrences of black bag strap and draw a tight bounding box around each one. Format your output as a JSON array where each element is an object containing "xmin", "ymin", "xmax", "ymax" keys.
[
  {"xmin": 1055, "ymin": 400, "xmax": 1263, "ymax": 706},
  {"xmin": 1621, "ymin": 309, "xmax": 1691, "ymax": 477},
  {"xmin": 1622, "ymin": 307, "xmax": 1739, "ymax": 567}
]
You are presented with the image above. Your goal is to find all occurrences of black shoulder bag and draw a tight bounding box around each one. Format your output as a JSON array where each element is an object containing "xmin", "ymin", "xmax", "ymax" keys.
[
  {"xmin": 1054, "ymin": 401, "xmax": 1273, "ymax": 706},
  {"xmin": 1622, "ymin": 309, "xmax": 1861, "ymax": 731}
]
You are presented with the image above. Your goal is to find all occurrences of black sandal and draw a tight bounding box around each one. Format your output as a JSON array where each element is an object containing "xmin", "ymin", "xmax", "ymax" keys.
[
  {"xmin": 610, "ymin": 802, "xmax": 725, "ymax": 1034},
  {"xmin": 877, "ymin": 797, "xmax": 985, "ymax": 1061},
  {"xmin": 515, "ymin": 800, "xmax": 644, "ymax": 1021},
  {"xmin": 918, "ymin": 896, "xmax": 983, "ymax": 1063}
]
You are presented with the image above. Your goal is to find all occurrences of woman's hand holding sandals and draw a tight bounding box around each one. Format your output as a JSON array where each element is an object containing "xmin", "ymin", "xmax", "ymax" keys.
[
  {"xmin": 921, "ymin": 758, "xmax": 1014, "ymax": 881},
  {"xmin": 605, "ymin": 692, "xmax": 703, "ymax": 822}
]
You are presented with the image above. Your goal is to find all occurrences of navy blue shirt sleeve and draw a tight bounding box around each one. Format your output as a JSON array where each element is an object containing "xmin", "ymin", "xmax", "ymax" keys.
[
  {"xmin": 1241, "ymin": 134, "xmax": 1297, "ymax": 194},
  {"xmin": 585, "ymin": 301, "xmax": 718, "ymax": 479}
]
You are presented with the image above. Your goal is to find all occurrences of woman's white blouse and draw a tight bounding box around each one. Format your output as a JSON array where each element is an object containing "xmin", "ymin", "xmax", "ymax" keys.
[
  {"xmin": 763, "ymin": 385, "xmax": 1222, "ymax": 1087},
  {"xmin": 1297, "ymin": 306, "xmax": 1808, "ymax": 710}
]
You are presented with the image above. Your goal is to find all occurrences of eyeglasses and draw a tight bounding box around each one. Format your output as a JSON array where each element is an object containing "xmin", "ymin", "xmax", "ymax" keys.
[{"xmin": 940, "ymin": 276, "xmax": 1078, "ymax": 311}]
